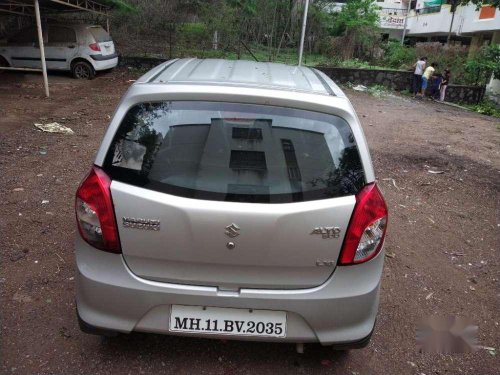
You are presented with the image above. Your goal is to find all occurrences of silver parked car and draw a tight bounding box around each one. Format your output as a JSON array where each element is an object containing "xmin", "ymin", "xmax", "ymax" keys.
[
  {"xmin": 0, "ymin": 23, "xmax": 117, "ymax": 79},
  {"xmin": 75, "ymin": 58, "xmax": 388, "ymax": 350}
]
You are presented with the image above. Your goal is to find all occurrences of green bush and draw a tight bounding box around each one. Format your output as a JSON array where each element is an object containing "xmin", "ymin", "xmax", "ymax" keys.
[
  {"xmin": 464, "ymin": 44, "xmax": 500, "ymax": 86},
  {"xmin": 382, "ymin": 41, "xmax": 416, "ymax": 69},
  {"xmin": 467, "ymin": 100, "xmax": 500, "ymax": 118}
]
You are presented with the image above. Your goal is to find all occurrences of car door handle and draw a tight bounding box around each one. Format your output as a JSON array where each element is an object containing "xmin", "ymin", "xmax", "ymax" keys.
[{"xmin": 67, "ymin": 45, "xmax": 76, "ymax": 49}]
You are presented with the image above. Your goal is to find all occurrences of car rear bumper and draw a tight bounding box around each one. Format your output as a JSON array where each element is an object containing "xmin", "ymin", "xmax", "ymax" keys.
[
  {"xmin": 90, "ymin": 56, "xmax": 118, "ymax": 71},
  {"xmin": 90, "ymin": 52, "xmax": 118, "ymax": 61},
  {"xmin": 75, "ymin": 237, "xmax": 384, "ymax": 345}
]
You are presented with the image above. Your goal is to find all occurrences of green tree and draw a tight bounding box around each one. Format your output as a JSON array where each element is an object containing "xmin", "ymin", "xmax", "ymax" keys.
[
  {"xmin": 226, "ymin": 0, "xmax": 257, "ymax": 58},
  {"xmin": 458, "ymin": 0, "xmax": 500, "ymax": 9},
  {"xmin": 465, "ymin": 44, "xmax": 500, "ymax": 85},
  {"xmin": 327, "ymin": 0, "xmax": 381, "ymax": 61},
  {"xmin": 330, "ymin": 0, "xmax": 381, "ymax": 37}
]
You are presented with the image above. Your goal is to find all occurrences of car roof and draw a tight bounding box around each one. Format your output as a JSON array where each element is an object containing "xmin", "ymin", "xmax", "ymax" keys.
[{"xmin": 137, "ymin": 58, "xmax": 344, "ymax": 97}]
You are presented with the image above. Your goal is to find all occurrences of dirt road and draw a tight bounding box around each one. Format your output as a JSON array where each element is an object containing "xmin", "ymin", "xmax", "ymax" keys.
[{"xmin": 1, "ymin": 70, "xmax": 499, "ymax": 375}]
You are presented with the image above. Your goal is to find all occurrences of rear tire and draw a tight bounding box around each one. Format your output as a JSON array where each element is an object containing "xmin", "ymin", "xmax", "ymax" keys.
[{"xmin": 72, "ymin": 60, "xmax": 95, "ymax": 80}]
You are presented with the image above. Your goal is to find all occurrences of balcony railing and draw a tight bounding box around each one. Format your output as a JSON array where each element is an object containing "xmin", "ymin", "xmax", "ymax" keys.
[
  {"xmin": 415, "ymin": 5, "xmax": 442, "ymax": 14},
  {"xmin": 379, "ymin": 7, "xmax": 409, "ymax": 17}
]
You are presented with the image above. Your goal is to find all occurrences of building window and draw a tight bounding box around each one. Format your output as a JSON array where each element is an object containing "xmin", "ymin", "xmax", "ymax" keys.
[
  {"xmin": 229, "ymin": 150, "xmax": 267, "ymax": 170},
  {"xmin": 232, "ymin": 127, "xmax": 263, "ymax": 140},
  {"xmin": 281, "ymin": 139, "xmax": 302, "ymax": 181},
  {"xmin": 479, "ymin": 5, "xmax": 496, "ymax": 20},
  {"xmin": 287, "ymin": 167, "xmax": 301, "ymax": 181},
  {"xmin": 281, "ymin": 139, "xmax": 294, "ymax": 151}
]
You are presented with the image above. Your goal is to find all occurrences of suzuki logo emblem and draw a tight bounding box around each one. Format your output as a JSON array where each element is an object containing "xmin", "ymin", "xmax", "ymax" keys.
[{"xmin": 225, "ymin": 223, "xmax": 240, "ymax": 238}]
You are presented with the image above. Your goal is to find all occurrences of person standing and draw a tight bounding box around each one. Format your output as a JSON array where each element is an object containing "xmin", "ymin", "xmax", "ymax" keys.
[
  {"xmin": 440, "ymin": 68, "xmax": 451, "ymax": 102},
  {"xmin": 413, "ymin": 57, "xmax": 427, "ymax": 96},
  {"xmin": 431, "ymin": 72, "xmax": 443, "ymax": 100},
  {"xmin": 422, "ymin": 62, "xmax": 437, "ymax": 98}
]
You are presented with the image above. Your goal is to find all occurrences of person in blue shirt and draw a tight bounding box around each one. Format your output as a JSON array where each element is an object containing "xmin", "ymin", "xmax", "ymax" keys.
[{"xmin": 430, "ymin": 73, "xmax": 443, "ymax": 100}]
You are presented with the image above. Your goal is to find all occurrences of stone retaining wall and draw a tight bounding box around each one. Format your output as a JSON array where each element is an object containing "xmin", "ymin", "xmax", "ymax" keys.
[
  {"xmin": 119, "ymin": 56, "xmax": 485, "ymax": 105},
  {"xmin": 318, "ymin": 67, "xmax": 485, "ymax": 104},
  {"xmin": 318, "ymin": 66, "xmax": 412, "ymax": 91},
  {"xmin": 317, "ymin": 66, "xmax": 485, "ymax": 104},
  {"xmin": 444, "ymin": 85, "xmax": 486, "ymax": 105}
]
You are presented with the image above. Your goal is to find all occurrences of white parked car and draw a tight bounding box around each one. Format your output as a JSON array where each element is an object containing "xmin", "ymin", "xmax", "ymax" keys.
[{"xmin": 0, "ymin": 23, "xmax": 118, "ymax": 79}]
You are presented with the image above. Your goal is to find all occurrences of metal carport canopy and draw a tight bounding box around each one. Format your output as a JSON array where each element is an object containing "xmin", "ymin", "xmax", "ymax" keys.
[{"xmin": 0, "ymin": 0, "xmax": 128, "ymax": 97}]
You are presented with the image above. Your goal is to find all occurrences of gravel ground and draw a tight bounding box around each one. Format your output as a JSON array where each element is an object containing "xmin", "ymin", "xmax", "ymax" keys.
[{"xmin": 0, "ymin": 69, "xmax": 499, "ymax": 375}]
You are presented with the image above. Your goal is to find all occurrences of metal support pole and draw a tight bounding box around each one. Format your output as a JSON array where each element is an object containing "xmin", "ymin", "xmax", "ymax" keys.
[
  {"xmin": 106, "ymin": 10, "xmax": 110, "ymax": 33},
  {"xmin": 298, "ymin": 0, "xmax": 309, "ymax": 66},
  {"xmin": 34, "ymin": 0, "xmax": 49, "ymax": 97},
  {"xmin": 401, "ymin": 0, "xmax": 412, "ymax": 45},
  {"xmin": 447, "ymin": 3, "xmax": 456, "ymax": 45}
]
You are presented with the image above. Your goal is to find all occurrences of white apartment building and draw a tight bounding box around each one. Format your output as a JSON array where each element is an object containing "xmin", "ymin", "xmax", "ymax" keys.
[
  {"xmin": 343, "ymin": 0, "xmax": 500, "ymax": 93},
  {"xmin": 329, "ymin": 1, "xmax": 498, "ymax": 92},
  {"xmin": 375, "ymin": 0, "xmax": 500, "ymax": 47},
  {"xmin": 377, "ymin": 0, "xmax": 410, "ymax": 39}
]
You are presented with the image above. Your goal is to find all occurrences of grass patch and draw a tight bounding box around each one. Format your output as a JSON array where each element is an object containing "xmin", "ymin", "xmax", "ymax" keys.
[
  {"xmin": 342, "ymin": 83, "xmax": 393, "ymax": 98},
  {"xmin": 334, "ymin": 58, "xmax": 389, "ymax": 70},
  {"xmin": 170, "ymin": 46, "xmax": 331, "ymax": 66},
  {"xmin": 367, "ymin": 84, "xmax": 390, "ymax": 97},
  {"xmin": 126, "ymin": 66, "xmax": 150, "ymax": 75},
  {"xmin": 465, "ymin": 99, "xmax": 500, "ymax": 118}
]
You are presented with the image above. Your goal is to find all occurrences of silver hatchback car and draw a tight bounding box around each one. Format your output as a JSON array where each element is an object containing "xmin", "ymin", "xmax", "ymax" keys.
[{"xmin": 75, "ymin": 58, "xmax": 388, "ymax": 350}]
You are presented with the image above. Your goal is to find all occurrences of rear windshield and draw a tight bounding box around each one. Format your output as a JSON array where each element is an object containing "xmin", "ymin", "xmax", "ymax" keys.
[
  {"xmin": 103, "ymin": 102, "xmax": 365, "ymax": 203},
  {"xmin": 88, "ymin": 26, "xmax": 111, "ymax": 42}
]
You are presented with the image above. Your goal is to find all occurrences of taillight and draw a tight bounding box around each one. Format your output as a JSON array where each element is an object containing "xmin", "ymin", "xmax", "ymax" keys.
[
  {"xmin": 89, "ymin": 43, "xmax": 101, "ymax": 52},
  {"xmin": 75, "ymin": 166, "xmax": 120, "ymax": 253},
  {"xmin": 339, "ymin": 183, "xmax": 388, "ymax": 265}
]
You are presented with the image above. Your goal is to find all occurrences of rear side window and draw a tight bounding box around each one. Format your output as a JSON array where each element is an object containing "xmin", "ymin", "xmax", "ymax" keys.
[
  {"xmin": 88, "ymin": 26, "xmax": 111, "ymax": 42},
  {"xmin": 9, "ymin": 27, "xmax": 36, "ymax": 44},
  {"xmin": 103, "ymin": 102, "xmax": 365, "ymax": 203},
  {"xmin": 48, "ymin": 26, "xmax": 76, "ymax": 43}
]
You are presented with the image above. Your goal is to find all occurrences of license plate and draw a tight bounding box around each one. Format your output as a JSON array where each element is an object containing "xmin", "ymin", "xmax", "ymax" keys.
[{"xmin": 169, "ymin": 305, "xmax": 287, "ymax": 338}]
